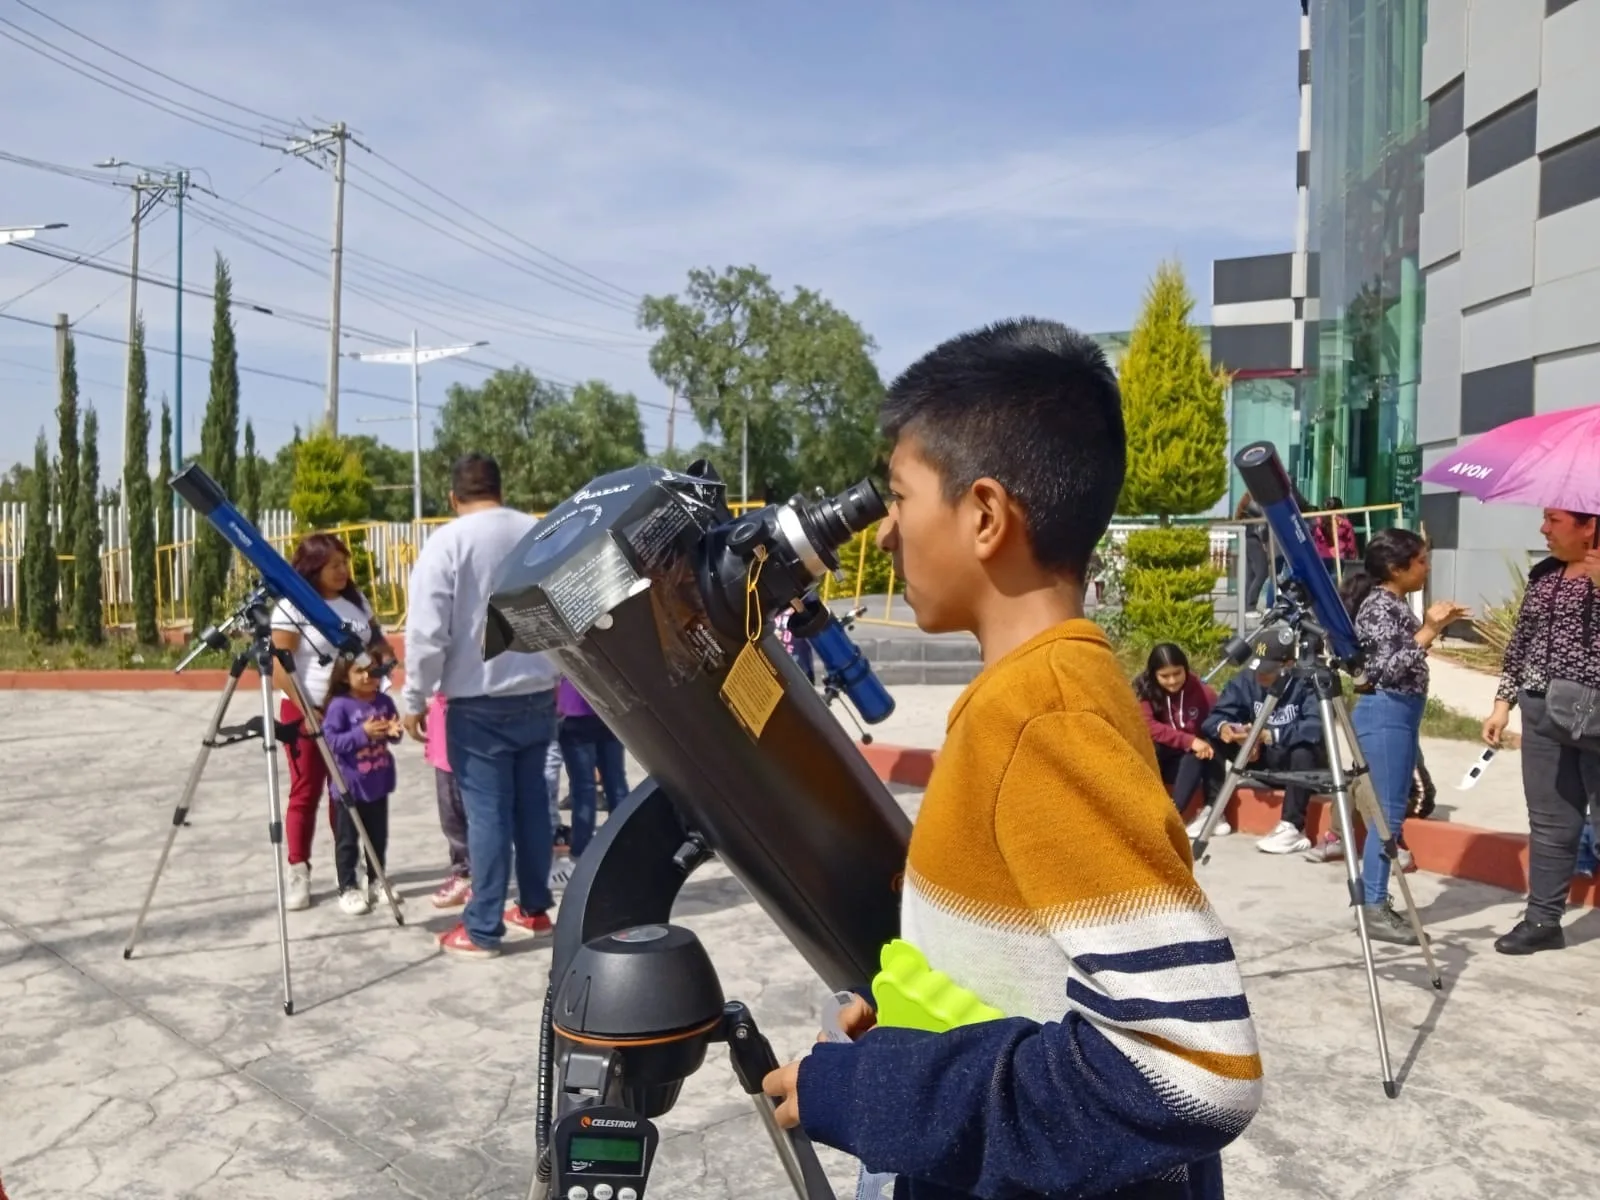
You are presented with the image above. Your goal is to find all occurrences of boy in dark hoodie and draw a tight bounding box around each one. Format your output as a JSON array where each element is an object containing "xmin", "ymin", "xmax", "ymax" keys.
[{"xmin": 1200, "ymin": 624, "xmax": 1327, "ymax": 855}]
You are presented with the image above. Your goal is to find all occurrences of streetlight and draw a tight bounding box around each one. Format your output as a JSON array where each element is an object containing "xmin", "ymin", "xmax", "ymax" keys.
[
  {"xmin": 348, "ymin": 330, "xmax": 486, "ymax": 520},
  {"xmin": 0, "ymin": 223, "xmax": 67, "ymax": 245}
]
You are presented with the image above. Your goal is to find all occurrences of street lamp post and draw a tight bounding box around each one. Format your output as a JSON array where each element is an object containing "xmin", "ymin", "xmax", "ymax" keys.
[
  {"xmin": 0, "ymin": 223, "xmax": 67, "ymax": 245},
  {"xmin": 348, "ymin": 331, "xmax": 486, "ymax": 520}
]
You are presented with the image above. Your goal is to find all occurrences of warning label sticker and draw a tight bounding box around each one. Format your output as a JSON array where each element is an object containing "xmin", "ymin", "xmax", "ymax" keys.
[{"xmin": 719, "ymin": 642, "xmax": 784, "ymax": 741}]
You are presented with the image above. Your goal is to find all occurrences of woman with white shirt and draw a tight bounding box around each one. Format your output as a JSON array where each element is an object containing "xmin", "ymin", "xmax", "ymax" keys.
[{"xmin": 269, "ymin": 532, "xmax": 389, "ymax": 910}]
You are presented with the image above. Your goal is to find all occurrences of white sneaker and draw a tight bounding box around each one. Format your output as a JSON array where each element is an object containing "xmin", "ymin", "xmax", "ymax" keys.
[
  {"xmin": 1397, "ymin": 848, "xmax": 1416, "ymax": 873},
  {"xmin": 365, "ymin": 878, "xmax": 403, "ymax": 908},
  {"xmin": 1257, "ymin": 821, "xmax": 1312, "ymax": 855},
  {"xmin": 286, "ymin": 862, "xmax": 311, "ymax": 911},
  {"xmin": 549, "ymin": 856, "xmax": 574, "ymax": 890},
  {"xmin": 338, "ymin": 888, "xmax": 372, "ymax": 916},
  {"xmin": 1187, "ymin": 809, "xmax": 1231, "ymax": 839}
]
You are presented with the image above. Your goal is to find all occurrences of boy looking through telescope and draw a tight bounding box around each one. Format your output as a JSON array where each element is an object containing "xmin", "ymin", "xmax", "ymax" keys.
[{"xmin": 762, "ymin": 319, "xmax": 1262, "ymax": 1200}]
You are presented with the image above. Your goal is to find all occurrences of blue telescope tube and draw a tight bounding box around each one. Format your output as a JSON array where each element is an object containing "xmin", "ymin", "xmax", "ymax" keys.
[
  {"xmin": 1233, "ymin": 441, "xmax": 1363, "ymax": 667},
  {"xmin": 788, "ymin": 596, "xmax": 895, "ymax": 725},
  {"xmin": 170, "ymin": 463, "xmax": 366, "ymax": 657}
]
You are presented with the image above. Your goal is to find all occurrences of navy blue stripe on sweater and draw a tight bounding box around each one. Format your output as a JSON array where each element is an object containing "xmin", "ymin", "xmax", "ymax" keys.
[
  {"xmin": 1073, "ymin": 939, "xmax": 1236, "ymax": 976},
  {"xmin": 1067, "ymin": 980, "xmax": 1251, "ymax": 1024}
]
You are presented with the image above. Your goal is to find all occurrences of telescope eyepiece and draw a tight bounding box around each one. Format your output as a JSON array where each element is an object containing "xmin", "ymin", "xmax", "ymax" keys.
[{"xmin": 788, "ymin": 478, "xmax": 888, "ymax": 568}]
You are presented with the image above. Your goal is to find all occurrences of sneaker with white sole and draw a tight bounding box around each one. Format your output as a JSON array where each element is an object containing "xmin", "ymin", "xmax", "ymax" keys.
[
  {"xmin": 364, "ymin": 877, "xmax": 403, "ymax": 909},
  {"xmin": 338, "ymin": 888, "xmax": 371, "ymax": 916},
  {"xmin": 1256, "ymin": 821, "xmax": 1312, "ymax": 855},
  {"xmin": 286, "ymin": 862, "xmax": 312, "ymax": 911},
  {"xmin": 1186, "ymin": 808, "xmax": 1231, "ymax": 839},
  {"xmin": 431, "ymin": 876, "xmax": 472, "ymax": 909},
  {"xmin": 1304, "ymin": 831, "xmax": 1345, "ymax": 862}
]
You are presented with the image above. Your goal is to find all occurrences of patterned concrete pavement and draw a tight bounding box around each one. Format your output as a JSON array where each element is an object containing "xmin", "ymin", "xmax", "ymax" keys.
[{"xmin": 3, "ymin": 688, "xmax": 1599, "ymax": 1199}]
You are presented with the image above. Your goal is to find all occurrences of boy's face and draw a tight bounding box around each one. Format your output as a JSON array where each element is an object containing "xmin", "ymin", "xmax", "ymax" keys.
[{"xmin": 876, "ymin": 434, "xmax": 981, "ymax": 634}]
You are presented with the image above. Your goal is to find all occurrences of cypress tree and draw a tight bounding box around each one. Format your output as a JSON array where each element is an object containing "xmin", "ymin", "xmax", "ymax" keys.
[
  {"xmin": 56, "ymin": 335, "xmax": 80, "ymax": 610},
  {"xmin": 23, "ymin": 432, "xmax": 57, "ymax": 640},
  {"xmin": 156, "ymin": 395, "xmax": 174, "ymax": 548},
  {"xmin": 126, "ymin": 318, "xmax": 159, "ymax": 643},
  {"xmin": 1117, "ymin": 261, "xmax": 1230, "ymax": 522},
  {"xmin": 73, "ymin": 408, "xmax": 104, "ymax": 644},
  {"xmin": 189, "ymin": 253, "xmax": 241, "ymax": 631},
  {"xmin": 242, "ymin": 419, "xmax": 262, "ymax": 525}
]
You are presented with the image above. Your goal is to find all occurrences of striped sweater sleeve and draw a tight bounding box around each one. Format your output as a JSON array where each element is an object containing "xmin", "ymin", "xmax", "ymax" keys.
[{"xmin": 798, "ymin": 709, "xmax": 1262, "ymax": 1197}]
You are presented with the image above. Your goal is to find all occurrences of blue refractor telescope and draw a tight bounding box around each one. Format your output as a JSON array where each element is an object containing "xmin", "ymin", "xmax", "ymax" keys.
[{"xmin": 1233, "ymin": 440, "xmax": 1364, "ymax": 669}]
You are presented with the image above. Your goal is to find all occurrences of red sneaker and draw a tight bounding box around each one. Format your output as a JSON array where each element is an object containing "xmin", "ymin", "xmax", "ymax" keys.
[
  {"xmin": 438, "ymin": 923, "xmax": 499, "ymax": 958},
  {"xmin": 505, "ymin": 904, "xmax": 554, "ymax": 938}
]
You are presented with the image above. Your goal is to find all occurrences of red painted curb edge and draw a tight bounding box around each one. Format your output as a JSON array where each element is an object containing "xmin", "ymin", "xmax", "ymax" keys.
[{"xmin": 859, "ymin": 742, "xmax": 1598, "ymax": 911}]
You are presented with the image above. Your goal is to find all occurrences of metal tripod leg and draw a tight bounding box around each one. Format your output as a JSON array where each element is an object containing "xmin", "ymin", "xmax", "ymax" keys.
[
  {"xmin": 1191, "ymin": 691, "xmax": 1283, "ymax": 863},
  {"xmin": 123, "ymin": 654, "xmax": 250, "ymax": 960},
  {"xmin": 1318, "ymin": 694, "xmax": 1397, "ymax": 1096},
  {"xmin": 1332, "ymin": 701, "xmax": 1443, "ymax": 991},
  {"xmin": 255, "ymin": 666, "xmax": 297, "ymax": 1016},
  {"xmin": 277, "ymin": 665, "xmax": 405, "ymax": 925}
]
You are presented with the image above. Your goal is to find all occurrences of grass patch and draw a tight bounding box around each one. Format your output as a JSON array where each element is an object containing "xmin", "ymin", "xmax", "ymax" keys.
[
  {"xmin": 1418, "ymin": 695, "xmax": 1486, "ymax": 742},
  {"xmin": 0, "ymin": 628, "xmax": 231, "ymax": 672}
]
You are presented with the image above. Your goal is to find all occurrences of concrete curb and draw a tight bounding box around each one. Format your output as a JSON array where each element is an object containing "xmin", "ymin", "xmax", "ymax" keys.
[
  {"xmin": 0, "ymin": 669, "xmax": 236, "ymax": 690},
  {"xmin": 859, "ymin": 742, "xmax": 1599, "ymax": 911}
]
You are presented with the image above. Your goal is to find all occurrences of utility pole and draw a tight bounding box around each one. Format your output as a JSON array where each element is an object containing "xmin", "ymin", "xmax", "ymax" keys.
[
  {"xmin": 96, "ymin": 165, "xmax": 172, "ymax": 471},
  {"xmin": 347, "ymin": 333, "xmax": 485, "ymax": 521},
  {"xmin": 173, "ymin": 169, "xmax": 189, "ymax": 471},
  {"xmin": 285, "ymin": 123, "xmax": 352, "ymax": 434},
  {"xmin": 666, "ymin": 389, "xmax": 677, "ymax": 453}
]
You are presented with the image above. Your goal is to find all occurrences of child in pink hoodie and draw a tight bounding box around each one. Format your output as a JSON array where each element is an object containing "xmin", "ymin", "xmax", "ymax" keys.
[
  {"xmin": 426, "ymin": 692, "xmax": 472, "ymax": 909},
  {"xmin": 1133, "ymin": 643, "xmax": 1221, "ymax": 820}
]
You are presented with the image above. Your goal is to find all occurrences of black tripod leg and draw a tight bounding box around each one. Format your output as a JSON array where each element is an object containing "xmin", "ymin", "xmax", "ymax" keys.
[
  {"xmin": 1192, "ymin": 689, "xmax": 1282, "ymax": 863},
  {"xmin": 723, "ymin": 1002, "xmax": 839, "ymax": 1200},
  {"xmin": 123, "ymin": 653, "xmax": 250, "ymax": 960},
  {"xmin": 255, "ymin": 662, "xmax": 297, "ymax": 1016}
]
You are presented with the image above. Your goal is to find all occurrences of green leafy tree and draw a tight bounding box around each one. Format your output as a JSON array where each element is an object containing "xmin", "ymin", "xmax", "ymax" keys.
[
  {"xmin": 241, "ymin": 419, "xmax": 262, "ymax": 524},
  {"xmin": 155, "ymin": 396, "xmax": 174, "ymax": 548},
  {"xmin": 289, "ymin": 428, "xmax": 371, "ymax": 530},
  {"xmin": 56, "ymin": 335, "xmax": 80, "ymax": 610},
  {"xmin": 73, "ymin": 408, "xmax": 105, "ymax": 644},
  {"xmin": 125, "ymin": 318, "xmax": 159, "ymax": 643},
  {"xmin": 638, "ymin": 265, "xmax": 884, "ymax": 501},
  {"xmin": 345, "ymin": 434, "xmax": 421, "ymax": 521},
  {"xmin": 188, "ymin": 253, "xmax": 241, "ymax": 631},
  {"xmin": 0, "ymin": 462, "xmax": 34, "ymax": 504},
  {"xmin": 1117, "ymin": 261, "xmax": 1229, "ymax": 522},
  {"xmin": 23, "ymin": 432, "xmax": 57, "ymax": 639},
  {"xmin": 260, "ymin": 424, "xmax": 301, "ymax": 512},
  {"xmin": 429, "ymin": 369, "xmax": 648, "ymax": 510}
]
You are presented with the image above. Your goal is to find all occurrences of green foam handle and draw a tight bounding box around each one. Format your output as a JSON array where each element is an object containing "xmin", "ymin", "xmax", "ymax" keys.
[{"xmin": 870, "ymin": 938, "xmax": 1004, "ymax": 1033}]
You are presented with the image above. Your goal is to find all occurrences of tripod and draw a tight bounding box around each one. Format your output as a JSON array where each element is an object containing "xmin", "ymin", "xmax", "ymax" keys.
[
  {"xmin": 1188, "ymin": 618, "xmax": 1442, "ymax": 1098},
  {"xmin": 122, "ymin": 589, "xmax": 404, "ymax": 1015}
]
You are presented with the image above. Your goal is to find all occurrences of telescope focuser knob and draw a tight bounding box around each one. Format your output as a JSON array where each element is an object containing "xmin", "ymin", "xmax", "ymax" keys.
[{"xmin": 726, "ymin": 518, "xmax": 764, "ymax": 557}]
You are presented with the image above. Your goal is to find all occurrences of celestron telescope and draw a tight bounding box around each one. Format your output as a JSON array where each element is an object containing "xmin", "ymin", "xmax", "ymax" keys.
[
  {"xmin": 484, "ymin": 461, "xmax": 907, "ymax": 1200},
  {"xmin": 121, "ymin": 464, "xmax": 403, "ymax": 1015},
  {"xmin": 1189, "ymin": 441, "xmax": 1442, "ymax": 1098}
]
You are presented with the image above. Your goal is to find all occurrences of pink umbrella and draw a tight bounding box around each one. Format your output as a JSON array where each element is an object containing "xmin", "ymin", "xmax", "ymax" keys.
[{"xmin": 1421, "ymin": 403, "xmax": 1600, "ymax": 514}]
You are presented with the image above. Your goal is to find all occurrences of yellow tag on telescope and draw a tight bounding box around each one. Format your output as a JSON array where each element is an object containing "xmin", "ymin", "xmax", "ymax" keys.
[
  {"xmin": 871, "ymin": 939, "xmax": 1004, "ymax": 1033},
  {"xmin": 720, "ymin": 642, "xmax": 783, "ymax": 740}
]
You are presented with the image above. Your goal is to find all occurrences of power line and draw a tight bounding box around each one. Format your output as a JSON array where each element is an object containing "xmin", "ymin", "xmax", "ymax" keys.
[
  {"xmin": 0, "ymin": 20, "xmax": 278, "ymax": 146},
  {"xmin": 0, "ymin": 310, "xmax": 430, "ymax": 409},
  {"xmin": 360, "ymin": 145, "xmax": 639, "ymax": 303},
  {"xmin": 7, "ymin": 0, "xmax": 304, "ymax": 134}
]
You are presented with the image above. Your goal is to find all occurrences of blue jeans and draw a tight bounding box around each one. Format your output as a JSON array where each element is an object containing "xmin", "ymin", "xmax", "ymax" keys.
[
  {"xmin": 560, "ymin": 715, "xmax": 630, "ymax": 857},
  {"xmin": 446, "ymin": 690, "xmax": 557, "ymax": 948},
  {"xmin": 1351, "ymin": 690, "xmax": 1424, "ymax": 904}
]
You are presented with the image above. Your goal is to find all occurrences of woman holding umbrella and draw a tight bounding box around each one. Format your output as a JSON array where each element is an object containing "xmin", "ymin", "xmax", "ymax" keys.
[
  {"xmin": 1423, "ymin": 403, "xmax": 1600, "ymax": 956},
  {"xmin": 1482, "ymin": 507, "xmax": 1600, "ymax": 954}
]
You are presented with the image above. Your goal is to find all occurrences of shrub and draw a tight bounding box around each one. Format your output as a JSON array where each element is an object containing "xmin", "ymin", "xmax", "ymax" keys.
[
  {"xmin": 1471, "ymin": 559, "xmax": 1529, "ymax": 673},
  {"xmin": 834, "ymin": 524, "xmax": 900, "ymax": 598},
  {"xmin": 1122, "ymin": 527, "xmax": 1227, "ymax": 656}
]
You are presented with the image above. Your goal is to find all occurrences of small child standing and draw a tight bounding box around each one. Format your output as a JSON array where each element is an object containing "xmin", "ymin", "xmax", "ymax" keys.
[
  {"xmin": 426, "ymin": 692, "xmax": 473, "ymax": 909},
  {"xmin": 322, "ymin": 657, "xmax": 402, "ymax": 916}
]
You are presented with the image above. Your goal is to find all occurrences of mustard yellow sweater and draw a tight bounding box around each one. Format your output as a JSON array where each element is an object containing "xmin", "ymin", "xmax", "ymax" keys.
[{"xmin": 801, "ymin": 620, "xmax": 1263, "ymax": 1199}]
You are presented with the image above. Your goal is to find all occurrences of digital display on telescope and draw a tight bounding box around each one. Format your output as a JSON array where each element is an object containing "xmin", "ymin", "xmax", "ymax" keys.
[{"xmin": 567, "ymin": 1135, "xmax": 645, "ymax": 1172}]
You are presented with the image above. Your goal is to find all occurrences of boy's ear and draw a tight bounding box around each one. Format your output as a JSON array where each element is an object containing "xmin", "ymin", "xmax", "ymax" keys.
[{"xmin": 968, "ymin": 477, "xmax": 1024, "ymax": 563}]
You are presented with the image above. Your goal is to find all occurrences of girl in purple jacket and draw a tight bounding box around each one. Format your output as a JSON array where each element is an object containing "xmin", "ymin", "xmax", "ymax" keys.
[{"xmin": 323, "ymin": 656, "xmax": 403, "ymax": 915}]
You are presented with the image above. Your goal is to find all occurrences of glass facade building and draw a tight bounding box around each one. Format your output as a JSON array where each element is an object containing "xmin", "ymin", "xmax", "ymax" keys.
[{"xmin": 1303, "ymin": 0, "xmax": 1429, "ymax": 513}]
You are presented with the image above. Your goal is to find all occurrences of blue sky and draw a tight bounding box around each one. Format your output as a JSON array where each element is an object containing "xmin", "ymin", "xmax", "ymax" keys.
[{"xmin": 0, "ymin": 0, "xmax": 1302, "ymax": 478}]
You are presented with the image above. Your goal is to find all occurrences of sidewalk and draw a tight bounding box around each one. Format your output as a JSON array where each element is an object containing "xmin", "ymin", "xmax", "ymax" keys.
[{"xmin": 3, "ymin": 689, "xmax": 1599, "ymax": 1198}]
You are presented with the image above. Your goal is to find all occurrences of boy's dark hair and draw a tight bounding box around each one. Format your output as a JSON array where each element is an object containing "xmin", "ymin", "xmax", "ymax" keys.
[
  {"xmin": 880, "ymin": 317, "xmax": 1124, "ymax": 576},
  {"xmin": 451, "ymin": 453, "xmax": 502, "ymax": 503}
]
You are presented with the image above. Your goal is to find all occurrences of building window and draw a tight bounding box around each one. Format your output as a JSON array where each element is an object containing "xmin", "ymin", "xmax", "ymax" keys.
[
  {"xmin": 1539, "ymin": 128, "xmax": 1600, "ymax": 219},
  {"xmin": 1460, "ymin": 360, "xmax": 1535, "ymax": 434},
  {"xmin": 1467, "ymin": 93, "xmax": 1539, "ymax": 187},
  {"xmin": 1427, "ymin": 77, "xmax": 1464, "ymax": 153}
]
